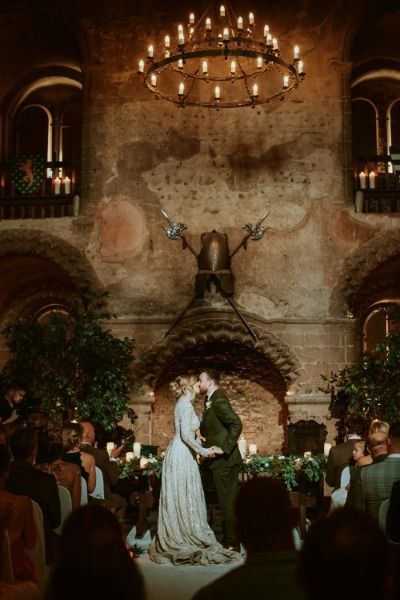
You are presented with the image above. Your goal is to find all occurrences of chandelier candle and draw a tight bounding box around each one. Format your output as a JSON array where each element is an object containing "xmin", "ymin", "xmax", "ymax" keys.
[{"xmin": 137, "ymin": 2, "xmax": 306, "ymax": 108}]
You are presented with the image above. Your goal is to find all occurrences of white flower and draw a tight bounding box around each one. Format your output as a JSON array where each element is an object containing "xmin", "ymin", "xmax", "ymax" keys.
[
  {"xmin": 205, "ymin": 400, "xmax": 212, "ymax": 410},
  {"xmin": 303, "ymin": 451, "xmax": 312, "ymax": 459}
]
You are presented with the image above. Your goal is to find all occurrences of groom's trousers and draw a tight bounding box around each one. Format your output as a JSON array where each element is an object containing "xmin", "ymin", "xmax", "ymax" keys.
[{"xmin": 212, "ymin": 464, "xmax": 240, "ymax": 546}]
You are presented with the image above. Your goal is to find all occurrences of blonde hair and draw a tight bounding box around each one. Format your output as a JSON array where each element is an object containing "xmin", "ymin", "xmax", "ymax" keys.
[
  {"xmin": 353, "ymin": 441, "xmax": 365, "ymax": 453},
  {"xmin": 170, "ymin": 375, "xmax": 197, "ymax": 400},
  {"xmin": 62, "ymin": 423, "xmax": 84, "ymax": 452},
  {"xmin": 369, "ymin": 419, "xmax": 389, "ymax": 435}
]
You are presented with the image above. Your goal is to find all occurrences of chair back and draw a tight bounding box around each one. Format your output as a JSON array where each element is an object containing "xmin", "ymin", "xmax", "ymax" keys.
[
  {"xmin": 340, "ymin": 466, "xmax": 351, "ymax": 489},
  {"xmin": 54, "ymin": 485, "xmax": 73, "ymax": 535},
  {"xmin": 26, "ymin": 500, "xmax": 46, "ymax": 591},
  {"xmin": 89, "ymin": 466, "xmax": 105, "ymax": 500},
  {"xmin": 1, "ymin": 529, "xmax": 14, "ymax": 583},
  {"xmin": 80, "ymin": 477, "xmax": 88, "ymax": 505}
]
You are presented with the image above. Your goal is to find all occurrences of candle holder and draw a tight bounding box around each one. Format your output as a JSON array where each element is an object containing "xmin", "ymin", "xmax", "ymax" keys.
[{"xmin": 137, "ymin": 1, "xmax": 306, "ymax": 109}]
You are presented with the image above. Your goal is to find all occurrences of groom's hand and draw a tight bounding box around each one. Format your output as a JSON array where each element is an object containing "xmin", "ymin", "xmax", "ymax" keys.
[{"xmin": 208, "ymin": 446, "xmax": 224, "ymax": 457}]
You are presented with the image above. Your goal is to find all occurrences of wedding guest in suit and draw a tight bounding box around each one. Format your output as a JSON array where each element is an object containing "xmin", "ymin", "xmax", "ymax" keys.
[
  {"xmin": 193, "ymin": 478, "xmax": 305, "ymax": 600},
  {"xmin": 46, "ymin": 504, "xmax": 144, "ymax": 600},
  {"xmin": 6, "ymin": 427, "xmax": 61, "ymax": 564},
  {"xmin": 0, "ymin": 444, "xmax": 37, "ymax": 581},
  {"xmin": 298, "ymin": 508, "xmax": 389, "ymax": 600},
  {"xmin": 346, "ymin": 432, "xmax": 389, "ymax": 510},
  {"xmin": 386, "ymin": 478, "xmax": 400, "ymax": 543},
  {"xmin": 80, "ymin": 420, "xmax": 127, "ymax": 518},
  {"xmin": 360, "ymin": 421, "xmax": 400, "ymax": 520},
  {"xmin": 199, "ymin": 368, "xmax": 243, "ymax": 551},
  {"xmin": 326, "ymin": 415, "xmax": 366, "ymax": 490}
]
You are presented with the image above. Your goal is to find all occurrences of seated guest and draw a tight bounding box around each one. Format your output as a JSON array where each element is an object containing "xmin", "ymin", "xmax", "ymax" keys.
[
  {"xmin": 80, "ymin": 420, "xmax": 127, "ymax": 518},
  {"xmin": 193, "ymin": 478, "xmax": 305, "ymax": 600},
  {"xmin": 353, "ymin": 440, "xmax": 372, "ymax": 466},
  {"xmin": 330, "ymin": 440, "xmax": 370, "ymax": 511},
  {"xmin": 36, "ymin": 435, "xmax": 81, "ymax": 510},
  {"xmin": 326, "ymin": 415, "xmax": 366, "ymax": 490},
  {"xmin": 61, "ymin": 423, "xmax": 96, "ymax": 494},
  {"xmin": 6, "ymin": 427, "xmax": 61, "ymax": 564},
  {"xmin": 46, "ymin": 504, "xmax": 144, "ymax": 600},
  {"xmin": 360, "ymin": 421, "xmax": 400, "ymax": 520},
  {"xmin": 346, "ymin": 432, "xmax": 389, "ymax": 510},
  {"xmin": 0, "ymin": 444, "xmax": 36, "ymax": 581},
  {"xmin": 298, "ymin": 508, "xmax": 389, "ymax": 600},
  {"xmin": 0, "ymin": 383, "xmax": 25, "ymax": 425}
]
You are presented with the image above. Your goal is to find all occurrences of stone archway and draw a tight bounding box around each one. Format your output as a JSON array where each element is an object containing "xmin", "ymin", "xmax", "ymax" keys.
[
  {"xmin": 330, "ymin": 228, "xmax": 400, "ymax": 315},
  {"xmin": 134, "ymin": 314, "xmax": 303, "ymax": 388},
  {"xmin": 134, "ymin": 312, "xmax": 303, "ymax": 454},
  {"xmin": 0, "ymin": 229, "xmax": 102, "ymax": 296},
  {"xmin": 0, "ymin": 229, "xmax": 103, "ymax": 328}
]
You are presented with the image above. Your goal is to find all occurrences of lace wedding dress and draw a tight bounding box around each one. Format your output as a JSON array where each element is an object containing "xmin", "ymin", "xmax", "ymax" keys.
[{"xmin": 148, "ymin": 393, "xmax": 238, "ymax": 565}]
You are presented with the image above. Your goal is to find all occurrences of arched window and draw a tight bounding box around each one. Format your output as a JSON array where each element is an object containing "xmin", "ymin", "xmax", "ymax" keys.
[
  {"xmin": 16, "ymin": 105, "xmax": 52, "ymax": 159},
  {"xmin": 388, "ymin": 98, "xmax": 400, "ymax": 149},
  {"xmin": 363, "ymin": 301, "xmax": 400, "ymax": 352},
  {"xmin": 352, "ymin": 97, "xmax": 379, "ymax": 158}
]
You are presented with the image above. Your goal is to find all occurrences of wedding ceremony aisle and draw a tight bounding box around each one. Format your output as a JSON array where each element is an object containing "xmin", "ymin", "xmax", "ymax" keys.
[{"xmin": 137, "ymin": 555, "xmax": 240, "ymax": 600}]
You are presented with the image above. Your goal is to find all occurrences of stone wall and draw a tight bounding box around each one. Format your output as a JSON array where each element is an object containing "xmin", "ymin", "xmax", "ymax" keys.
[
  {"xmin": 151, "ymin": 374, "xmax": 286, "ymax": 455},
  {"xmin": 0, "ymin": 0, "xmax": 399, "ymax": 444}
]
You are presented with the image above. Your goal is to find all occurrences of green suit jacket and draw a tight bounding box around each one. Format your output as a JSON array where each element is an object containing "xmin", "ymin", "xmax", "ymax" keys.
[{"xmin": 200, "ymin": 388, "xmax": 242, "ymax": 470}]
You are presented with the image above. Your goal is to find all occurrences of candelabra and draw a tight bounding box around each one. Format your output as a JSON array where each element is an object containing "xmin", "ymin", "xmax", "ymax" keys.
[{"xmin": 138, "ymin": 2, "xmax": 306, "ymax": 109}]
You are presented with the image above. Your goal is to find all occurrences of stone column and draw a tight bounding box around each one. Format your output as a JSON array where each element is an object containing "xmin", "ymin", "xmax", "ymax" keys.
[
  {"xmin": 128, "ymin": 385, "xmax": 155, "ymax": 445},
  {"xmin": 285, "ymin": 391, "xmax": 336, "ymax": 443}
]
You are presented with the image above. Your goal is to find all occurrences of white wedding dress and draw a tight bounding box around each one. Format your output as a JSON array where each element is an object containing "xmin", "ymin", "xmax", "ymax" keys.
[{"xmin": 148, "ymin": 393, "xmax": 238, "ymax": 565}]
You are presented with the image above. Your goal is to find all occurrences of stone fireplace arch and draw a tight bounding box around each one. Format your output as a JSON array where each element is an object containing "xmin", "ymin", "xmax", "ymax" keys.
[
  {"xmin": 134, "ymin": 313, "xmax": 303, "ymax": 454},
  {"xmin": 135, "ymin": 313, "xmax": 303, "ymax": 390}
]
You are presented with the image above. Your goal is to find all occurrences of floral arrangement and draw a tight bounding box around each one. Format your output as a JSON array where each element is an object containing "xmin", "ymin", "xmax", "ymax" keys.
[
  {"xmin": 118, "ymin": 450, "xmax": 326, "ymax": 492},
  {"xmin": 119, "ymin": 453, "xmax": 164, "ymax": 479},
  {"xmin": 241, "ymin": 453, "xmax": 327, "ymax": 491}
]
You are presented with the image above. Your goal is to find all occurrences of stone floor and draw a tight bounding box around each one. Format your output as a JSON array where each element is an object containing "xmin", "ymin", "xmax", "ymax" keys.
[{"xmin": 136, "ymin": 554, "xmax": 241, "ymax": 600}]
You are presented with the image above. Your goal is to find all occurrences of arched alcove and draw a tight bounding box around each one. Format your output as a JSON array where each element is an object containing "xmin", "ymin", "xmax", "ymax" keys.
[
  {"xmin": 331, "ymin": 228, "xmax": 400, "ymax": 316},
  {"xmin": 135, "ymin": 313, "xmax": 302, "ymax": 453}
]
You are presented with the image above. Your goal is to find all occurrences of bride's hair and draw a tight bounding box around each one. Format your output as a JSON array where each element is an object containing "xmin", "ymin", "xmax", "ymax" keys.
[{"xmin": 170, "ymin": 375, "xmax": 197, "ymax": 399}]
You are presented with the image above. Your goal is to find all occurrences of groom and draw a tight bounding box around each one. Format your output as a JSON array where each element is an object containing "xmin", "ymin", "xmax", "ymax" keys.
[{"xmin": 199, "ymin": 368, "xmax": 243, "ymax": 551}]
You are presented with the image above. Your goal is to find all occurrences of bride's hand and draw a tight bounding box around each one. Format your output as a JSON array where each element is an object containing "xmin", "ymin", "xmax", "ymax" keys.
[
  {"xmin": 208, "ymin": 446, "xmax": 224, "ymax": 457},
  {"xmin": 196, "ymin": 429, "xmax": 206, "ymax": 442}
]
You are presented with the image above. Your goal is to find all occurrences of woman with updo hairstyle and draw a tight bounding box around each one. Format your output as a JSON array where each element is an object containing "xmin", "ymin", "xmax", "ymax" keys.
[
  {"xmin": 170, "ymin": 374, "xmax": 198, "ymax": 400},
  {"xmin": 149, "ymin": 375, "xmax": 238, "ymax": 565},
  {"xmin": 61, "ymin": 423, "xmax": 96, "ymax": 493},
  {"xmin": 369, "ymin": 419, "xmax": 389, "ymax": 435}
]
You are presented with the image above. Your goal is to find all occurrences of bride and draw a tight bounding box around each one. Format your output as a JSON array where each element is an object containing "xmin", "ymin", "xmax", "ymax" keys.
[{"xmin": 149, "ymin": 375, "xmax": 239, "ymax": 565}]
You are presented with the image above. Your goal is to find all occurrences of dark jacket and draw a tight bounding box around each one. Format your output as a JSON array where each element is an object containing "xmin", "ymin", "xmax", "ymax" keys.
[
  {"xmin": 6, "ymin": 461, "xmax": 61, "ymax": 564},
  {"xmin": 200, "ymin": 388, "xmax": 242, "ymax": 470},
  {"xmin": 326, "ymin": 438, "xmax": 362, "ymax": 489},
  {"xmin": 193, "ymin": 550, "xmax": 306, "ymax": 600}
]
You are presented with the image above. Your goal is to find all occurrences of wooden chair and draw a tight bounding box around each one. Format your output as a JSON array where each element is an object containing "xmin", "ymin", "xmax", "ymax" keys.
[{"xmin": 54, "ymin": 485, "xmax": 73, "ymax": 535}]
